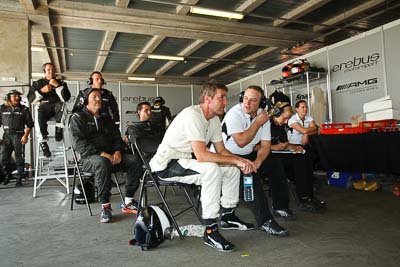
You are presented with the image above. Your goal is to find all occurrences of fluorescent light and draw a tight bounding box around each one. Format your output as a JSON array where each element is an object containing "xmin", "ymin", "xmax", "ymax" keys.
[
  {"xmin": 31, "ymin": 46, "xmax": 44, "ymax": 52},
  {"xmin": 128, "ymin": 77, "xmax": 155, "ymax": 81},
  {"xmin": 148, "ymin": 54, "xmax": 185, "ymax": 61},
  {"xmin": 31, "ymin": 73, "xmax": 43, "ymax": 77},
  {"xmin": 190, "ymin": 7, "xmax": 244, "ymax": 20}
]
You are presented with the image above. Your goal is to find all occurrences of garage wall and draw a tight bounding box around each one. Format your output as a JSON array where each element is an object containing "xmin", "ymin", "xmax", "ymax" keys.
[{"xmin": 229, "ymin": 19, "xmax": 400, "ymax": 123}]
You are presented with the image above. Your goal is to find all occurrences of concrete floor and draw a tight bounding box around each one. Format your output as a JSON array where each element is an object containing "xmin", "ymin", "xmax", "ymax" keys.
[{"xmin": 1, "ymin": 177, "xmax": 399, "ymax": 267}]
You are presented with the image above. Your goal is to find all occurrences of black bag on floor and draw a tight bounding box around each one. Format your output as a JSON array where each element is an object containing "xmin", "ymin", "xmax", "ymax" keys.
[
  {"xmin": 129, "ymin": 205, "xmax": 173, "ymax": 250},
  {"xmin": 73, "ymin": 179, "xmax": 96, "ymax": 204}
]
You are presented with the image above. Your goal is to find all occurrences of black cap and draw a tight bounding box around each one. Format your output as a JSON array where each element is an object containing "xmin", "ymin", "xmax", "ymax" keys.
[
  {"xmin": 7, "ymin": 90, "xmax": 22, "ymax": 96},
  {"xmin": 154, "ymin": 96, "xmax": 165, "ymax": 105}
]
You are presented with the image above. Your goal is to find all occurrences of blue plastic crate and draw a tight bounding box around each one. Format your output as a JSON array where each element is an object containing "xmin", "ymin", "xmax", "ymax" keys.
[{"xmin": 327, "ymin": 171, "xmax": 363, "ymax": 188}]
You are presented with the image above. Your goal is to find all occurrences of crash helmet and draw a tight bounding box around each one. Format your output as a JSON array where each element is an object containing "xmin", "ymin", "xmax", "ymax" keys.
[{"xmin": 129, "ymin": 205, "xmax": 173, "ymax": 250}]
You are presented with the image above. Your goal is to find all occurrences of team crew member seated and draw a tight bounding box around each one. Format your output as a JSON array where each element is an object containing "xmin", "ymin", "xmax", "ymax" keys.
[
  {"xmin": 119, "ymin": 101, "xmax": 163, "ymax": 213},
  {"xmin": 28, "ymin": 62, "xmax": 71, "ymax": 157},
  {"xmin": 126, "ymin": 101, "xmax": 163, "ymax": 146},
  {"xmin": 270, "ymin": 102, "xmax": 326, "ymax": 213},
  {"xmin": 72, "ymin": 71, "xmax": 120, "ymax": 125},
  {"xmin": 222, "ymin": 86, "xmax": 293, "ymax": 235},
  {"xmin": 69, "ymin": 88, "xmax": 142, "ymax": 222},
  {"xmin": 0, "ymin": 90, "xmax": 34, "ymax": 186},
  {"xmin": 287, "ymin": 100, "xmax": 318, "ymax": 146},
  {"xmin": 150, "ymin": 83, "xmax": 256, "ymax": 252}
]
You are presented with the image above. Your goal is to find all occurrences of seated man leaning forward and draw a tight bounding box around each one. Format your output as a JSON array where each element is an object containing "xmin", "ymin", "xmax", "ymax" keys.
[
  {"xmin": 150, "ymin": 83, "xmax": 256, "ymax": 253},
  {"xmin": 125, "ymin": 101, "xmax": 164, "ymax": 146},
  {"xmin": 69, "ymin": 88, "xmax": 143, "ymax": 223},
  {"xmin": 222, "ymin": 85, "xmax": 293, "ymax": 236}
]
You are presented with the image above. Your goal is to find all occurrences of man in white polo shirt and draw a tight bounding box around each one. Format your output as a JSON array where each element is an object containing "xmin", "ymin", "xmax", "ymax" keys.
[
  {"xmin": 150, "ymin": 83, "xmax": 255, "ymax": 252},
  {"xmin": 222, "ymin": 86, "xmax": 295, "ymax": 234}
]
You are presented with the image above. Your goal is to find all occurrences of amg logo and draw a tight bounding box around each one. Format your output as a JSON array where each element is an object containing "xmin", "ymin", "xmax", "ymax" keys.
[
  {"xmin": 332, "ymin": 52, "xmax": 379, "ymax": 73},
  {"xmin": 336, "ymin": 78, "xmax": 378, "ymax": 91}
]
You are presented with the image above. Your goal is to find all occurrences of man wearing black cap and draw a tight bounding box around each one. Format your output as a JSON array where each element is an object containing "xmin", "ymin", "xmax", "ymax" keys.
[
  {"xmin": 28, "ymin": 62, "xmax": 71, "ymax": 157},
  {"xmin": 0, "ymin": 90, "xmax": 34, "ymax": 186},
  {"xmin": 151, "ymin": 96, "xmax": 172, "ymax": 133},
  {"xmin": 69, "ymin": 88, "xmax": 142, "ymax": 223}
]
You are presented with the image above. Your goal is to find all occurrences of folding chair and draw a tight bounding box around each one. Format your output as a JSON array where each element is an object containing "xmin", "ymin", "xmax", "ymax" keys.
[
  {"xmin": 69, "ymin": 145, "xmax": 124, "ymax": 216},
  {"xmin": 133, "ymin": 135, "xmax": 202, "ymax": 239}
]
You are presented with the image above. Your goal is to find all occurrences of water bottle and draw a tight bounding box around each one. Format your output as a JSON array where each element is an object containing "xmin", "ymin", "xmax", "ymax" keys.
[{"xmin": 243, "ymin": 173, "xmax": 254, "ymax": 202}]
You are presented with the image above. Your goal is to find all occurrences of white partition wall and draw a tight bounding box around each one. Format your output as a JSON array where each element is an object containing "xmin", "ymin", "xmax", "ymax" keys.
[
  {"xmin": 329, "ymin": 29, "xmax": 385, "ymax": 122},
  {"xmin": 158, "ymin": 84, "xmax": 192, "ymax": 116},
  {"xmin": 229, "ymin": 19, "xmax": 400, "ymax": 123},
  {"xmin": 383, "ymin": 20, "xmax": 400, "ymax": 101},
  {"xmin": 119, "ymin": 84, "xmax": 157, "ymax": 136},
  {"xmin": 226, "ymin": 82, "xmax": 241, "ymax": 111}
]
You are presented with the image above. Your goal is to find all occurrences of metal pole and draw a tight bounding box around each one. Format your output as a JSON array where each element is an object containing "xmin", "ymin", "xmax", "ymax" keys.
[
  {"xmin": 118, "ymin": 82, "xmax": 122, "ymax": 133},
  {"xmin": 326, "ymin": 49, "xmax": 333, "ymax": 122}
]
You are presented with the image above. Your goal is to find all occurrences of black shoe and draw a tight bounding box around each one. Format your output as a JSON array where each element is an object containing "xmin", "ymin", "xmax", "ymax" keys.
[
  {"xmin": 3, "ymin": 175, "xmax": 10, "ymax": 185},
  {"xmin": 220, "ymin": 210, "xmax": 254, "ymax": 230},
  {"xmin": 15, "ymin": 178, "xmax": 23, "ymax": 187},
  {"xmin": 55, "ymin": 127, "xmax": 63, "ymax": 142},
  {"xmin": 40, "ymin": 142, "xmax": 51, "ymax": 158},
  {"xmin": 260, "ymin": 219, "xmax": 288, "ymax": 237},
  {"xmin": 203, "ymin": 223, "xmax": 235, "ymax": 252},
  {"xmin": 3, "ymin": 174, "xmax": 13, "ymax": 185},
  {"xmin": 273, "ymin": 208, "xmax": 297, "ymax": 221},
  {"xmin": 312, "ymin": 197, "xmax": 326, "ymax": 207},
  {"xmin": 299, "ymin": 197, "xmax": 326, "ymax": 213}
]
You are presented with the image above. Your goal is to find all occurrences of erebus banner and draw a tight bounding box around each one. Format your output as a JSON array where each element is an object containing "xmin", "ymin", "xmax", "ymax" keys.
[{"xmin": 329, "ymin": 32, "xmax": 385, "ymax": 122}]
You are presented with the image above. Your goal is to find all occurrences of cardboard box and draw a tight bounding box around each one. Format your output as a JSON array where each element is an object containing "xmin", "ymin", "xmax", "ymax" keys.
[
  {"xmin": 363, "ymin": 99, "xmax": 400, "ymax": 113},
  {"xmin": 365, "ymin": 108, "xmax": 400, "ymax": 121}
]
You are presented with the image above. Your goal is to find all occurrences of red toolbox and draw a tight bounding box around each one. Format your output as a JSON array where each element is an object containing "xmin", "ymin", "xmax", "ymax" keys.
[{"xmin": 320, "ymin": 123, "xmax": 367, "ymax": 135}]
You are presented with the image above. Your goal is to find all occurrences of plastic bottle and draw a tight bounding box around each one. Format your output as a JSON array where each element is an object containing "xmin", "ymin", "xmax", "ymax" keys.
[{"xmin": 243, "ymin": 173, "xmax": 254, "ymax": 202}]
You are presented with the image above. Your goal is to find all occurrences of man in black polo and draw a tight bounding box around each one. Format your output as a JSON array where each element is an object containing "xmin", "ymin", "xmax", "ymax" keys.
[
  {"xmin": 69, "ymin": 88, "xmax": 142, "ymax": 223},
  {"xmin": 0, "ymin": 90, "xmax": 34, "ymax": 186},
  {"xmin": 28, "ymin": 62, "xmax": 70, "ymax": 157}
]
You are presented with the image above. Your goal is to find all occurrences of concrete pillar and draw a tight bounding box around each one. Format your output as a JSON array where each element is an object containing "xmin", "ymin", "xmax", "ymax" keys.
[
  {"xmin": 0, "ymin": 17, "xmax": 32, "ymax": 164},
  {"xmin": 0, "ymin": 17, "xmax": 31, "ymax": 97}
]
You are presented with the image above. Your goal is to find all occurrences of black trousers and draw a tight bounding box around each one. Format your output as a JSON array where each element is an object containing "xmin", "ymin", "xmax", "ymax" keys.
[
  {"xmin": 81, "ymin": 153, "xmax": 143, "ymax": 204},
  {"xmin": 0, "ymin": 133, "xmax": 25, "ymax": 175},
  {"xmin": 239, "ymin": 152, "xmax": 290, "ymax": 226},
  {"xmin": 273, "ymin": 150, "xmax": 314, "ymax": 200},
  {"xmin": 37, "ymin": 102, "xmax": 64, "ymax": 138}
]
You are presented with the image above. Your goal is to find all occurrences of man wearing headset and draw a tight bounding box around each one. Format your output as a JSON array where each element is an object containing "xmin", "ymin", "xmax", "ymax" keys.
[
  {"xmin": 69, "ymin": 88, "xmax": 142, "ymax": 223},
  {"xmin": 72, "ymin": 71, "xmax": 120, "ymax": 125},
  {"xmin": 28, "ymin": 62, "xmax": 71, "ymax": 157},
  {"xmin": 222, "ymin": 85, "xmax": 292, "ymax": 237},
  {"xmin": 0, "ymin": 90, "xmax": 34, "ymax": 186}
]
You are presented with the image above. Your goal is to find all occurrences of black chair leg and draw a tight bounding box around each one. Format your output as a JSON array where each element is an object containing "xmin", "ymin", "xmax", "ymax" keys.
[
  {"xmin": 112, "ymin": 173, "xmax": 124, "ymax": 204},
  {"xmin": 153, "ymin": 183, "xmax": 185, "ymax": 239},
  {"xmin": 76, "ymin": 168, "xmax": 93, "ymax": 216},
  {"xmin": 136, "ymin": 171, "xmax": 148, "ymax": 217},
  {"xmin": 182, "ymin": 185, "xmax": 202, "ymax": 222},
  {"xmin": 70, "ymin": 168, "xmax": 77, "ymax": 211}
]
